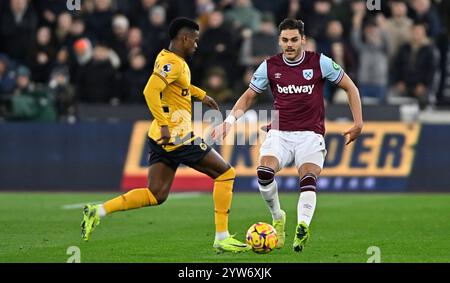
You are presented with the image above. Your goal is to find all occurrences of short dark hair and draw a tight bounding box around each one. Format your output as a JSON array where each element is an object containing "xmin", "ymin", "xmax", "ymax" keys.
[
  {"xmin": 168, "ymin": 17, "xmax": 199, "ymax": 40},
  {"xmin": 278, "ymin": 18, "xmax": 305, "ymax": 36}
]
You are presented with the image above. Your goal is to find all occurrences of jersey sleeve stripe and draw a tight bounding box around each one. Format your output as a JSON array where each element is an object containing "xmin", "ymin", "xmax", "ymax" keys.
[
  {"xmin": 332, "ymin": 69, "xmax": 344, "ymax": 85},
  {"xmin": 153, "ymin": 72, "xmax": 169, "ymax": 85},
  {"xmin": 249, "ymin": 83, "xmax": 264, "ymax": 93}
]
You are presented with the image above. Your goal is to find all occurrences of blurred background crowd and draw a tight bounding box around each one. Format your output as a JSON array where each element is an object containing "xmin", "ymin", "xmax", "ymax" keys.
[{"xmin": 0, "ymin": 0, "xmax": 449, "ymax": 122}]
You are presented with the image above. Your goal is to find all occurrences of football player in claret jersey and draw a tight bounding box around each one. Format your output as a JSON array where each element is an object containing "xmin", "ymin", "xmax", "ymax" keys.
[
  {"xmin": 212, "ymin": 18, "xmax": 363, "ymax": 252},
  {"xmin": 81, "ymin": 18, "xmax": 251, "ymax": 253}
]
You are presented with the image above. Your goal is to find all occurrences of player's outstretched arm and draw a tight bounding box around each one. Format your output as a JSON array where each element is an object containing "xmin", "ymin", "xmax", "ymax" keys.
[
  {"xmin": 337, "ymin": 73, "xmax": 364, "ymax": 145},
  {"xmin": 210, "ymin": 87, "xmax": 259, "ymax": 140},
  {"xmin": 201, "ymin": 95, "xmax": 219, "ymax": 110},
  {"xmin": 190, "ymin": 84, "xmax": 219, "ymax": 110},
  {"xmin": 229, "ymin": 87, "xmax": 259, "ymax": 119}
]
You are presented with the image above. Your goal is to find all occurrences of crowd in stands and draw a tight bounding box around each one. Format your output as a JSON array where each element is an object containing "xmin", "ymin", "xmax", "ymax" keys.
[{"xmin": 0, "ymin": 0, "xmax": 449, "ymax": 122}]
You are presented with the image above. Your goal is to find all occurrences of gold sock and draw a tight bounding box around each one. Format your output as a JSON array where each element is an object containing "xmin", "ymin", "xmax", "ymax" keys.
[
  {"xmin": 213, "ymin": 167, "xmax": 236, "ymax": 233},
  {"xmin": 103, "ymin": 188, "xmax": 158, "ymax": 214}
]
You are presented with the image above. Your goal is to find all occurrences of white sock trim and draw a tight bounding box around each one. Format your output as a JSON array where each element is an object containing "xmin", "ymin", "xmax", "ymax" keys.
[
  {"xmin": 98, "ymin": 204, "xmax": 106, "ymax": 217},
  {"xmin": 215, "ymin": 231, "xmax": 230, "ymax": 241}
]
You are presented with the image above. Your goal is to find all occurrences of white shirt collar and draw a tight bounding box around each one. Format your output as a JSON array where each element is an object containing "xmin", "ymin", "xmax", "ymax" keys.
[{"xmin": 282, "ymin": 51, "xmax": 305, "ymax": 66}]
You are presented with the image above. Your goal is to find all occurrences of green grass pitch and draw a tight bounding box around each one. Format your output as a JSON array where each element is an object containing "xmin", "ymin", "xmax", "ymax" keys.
[{"xmin": 1, "ymin": 192, "xmax": 450, "ymax": 263}]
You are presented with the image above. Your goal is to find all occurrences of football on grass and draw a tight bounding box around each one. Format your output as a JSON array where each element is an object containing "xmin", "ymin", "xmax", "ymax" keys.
[{"xmin": 246, "ymin": 222, "xmax": 278, "ymax": 254}]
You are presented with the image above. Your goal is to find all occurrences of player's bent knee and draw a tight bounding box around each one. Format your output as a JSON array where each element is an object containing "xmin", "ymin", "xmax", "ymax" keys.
[{"xmin": 257, "ymin": 166, "xmax": 275, "ymax": 186}]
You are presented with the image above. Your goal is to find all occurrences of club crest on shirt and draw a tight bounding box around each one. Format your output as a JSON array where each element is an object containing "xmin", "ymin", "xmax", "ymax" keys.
[
  {"xmin": 163, "ymin": 63, "xmax": 172, "ymax": 72},
  {"xmin": 303, "ymin": 69, "xmax": 313, "ymax": 80}
]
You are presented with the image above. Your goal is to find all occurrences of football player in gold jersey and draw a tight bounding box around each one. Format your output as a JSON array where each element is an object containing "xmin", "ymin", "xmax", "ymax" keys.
[{"xmin": 81, "ymin": 18, "xmax": 251, "ymax": 253}]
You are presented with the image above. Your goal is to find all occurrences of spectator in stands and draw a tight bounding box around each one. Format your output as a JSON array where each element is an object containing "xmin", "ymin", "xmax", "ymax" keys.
[
  {"xmin": 0, "ymin": 53, "xmax": 15, "ymax": 119},
  {"xmin": 28, "ymin": 26, "xmax": 56, "ymax": 83},
  {"xmin": 68, "ymin": 16, "xmax": 90, "ymax": 44},
  {"xmin": 110, "ymin": 14, "xmax": 130, "ymax": 71},
  {"xmin": 86, "ymin": 0, "xmax": 114, "ymax": 42},
  {"xmin": 195, "ymin": 0, "xmax": 216, "ymax": 29},
  {"xmin": 436, "ymin": 31, "xmax": 450, "ymax": 105},
  {"xmin": 48, "ymin": 66, "xmax": 76, "ymax": 122},
  {"xmin": 385, "ymin": 0, "xmax": 413, "ymax": 62},
  {"xmin": 351, "ymin": 14, "xmax": 389, "ymax": 104},
  {"xmin": 34, "ymin": 0, "xmax": 68, "ymax": 27},
  {"xmin": 317, "ymin": 20, "xmax": 341, "ymax": 55},
  {"xmin": 409, "ymin": 0, "xmax": 441, "ymax": 40},
  {"xmin": 0, "ymin": 0, "xmax": 38, "ymax": 64},
  {"xmin": 53, "ymin": 47, "xmax": 69, "ymax": 71},
  {"xmin": 0, "ymin": 0, "xmax": 447, "ymax": 117},
  {"xmin": 129, "ymin": 0, "xmax": 158, "ymax": 27},
  {"xmin": 66, "ymin": 17, "xmax": 94, "ymax": 68},
  {"xmin": 75, "ymin": 43, "xmax": 119, "ymax": 103},
  {"xmin": 0, "ymin": 53, "xmax": 16, "ymax": 95},
  {"xmin": 225, "ymin": 0, "xmax": 262, "ymax": 32},
  {"xmin": 322, "ymin": 20, "xmax": 357, "ymax": 103},
  {"xmin": 320, "ymin": 20, "xmax": 357, "ymax": 81},
  {"xmin": 9, "ymin": 65, "xmax": 57, "ymax": 121},
  {"xmin": 73, "ymin": 38, "xmax": 93, "ymax": 67},
  {"xmin": 336, "ymin": 0, "xmax": 370, "ymax": 41},
  {"xmin": 201, "ymin": 66, "xmax": 234, "ymax": 103},
  {"xmin": 54, "ymin": 12, "xmax": 72, "ymax": 49},
  {"xmin": 252, "ymin": 0, "xmax": 288, "ymax": 25},
  {"xmin": 54, "ymin": 45, "xmax": 83, "ymax": 112},
  {"xmin": 392, "ymin": 22, "xmax": 438, "ymax": 109},
  {"xmin": 326, "ymin": 0, "xmax": 351, "ymax": 35},
  {"xmin": 142, "ymin": 5, "xmax": 170, "ymax": 64},
  {"xmin": 194, "ymin": 10, "xmax": 237, "ymax": 86},
  {"xmin": 276, "ymin": 0, "xmax": 301, "ymax": 25},
  {"xmin": 82, "ymin": 0, "xmax": 96, "ymax": 13},
  {"xmin": 126, "ymin": 27, "xmax": 147, "ymax": 57},
  {"xmin": 239, "ymin": 12, "xmax": 279, "ymax": 69},
  {"xmin": 302, "ymin": 0, "xmax": 333, "ymax": 45},
  {"xmin": 120, "ymin": 51, "xmax": 148, "ymax": 104}
]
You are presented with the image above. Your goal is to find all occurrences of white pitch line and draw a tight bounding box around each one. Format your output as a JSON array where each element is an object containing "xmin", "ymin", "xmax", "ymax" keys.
[
  {"xmin": 61, "ymin": 201, "xmax": 102, "ymax": 210},
  {"xmin": 61, "ymin": 192, "xmax": 204, "ymax": 210}
]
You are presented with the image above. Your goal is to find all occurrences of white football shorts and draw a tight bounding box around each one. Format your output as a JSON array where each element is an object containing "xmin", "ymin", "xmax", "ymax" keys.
[{"xmin": 259, "ymin": 129, "xmax": 327, "ymax": 169}]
